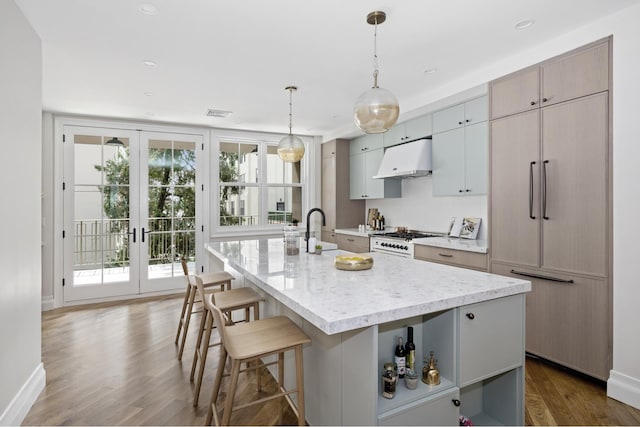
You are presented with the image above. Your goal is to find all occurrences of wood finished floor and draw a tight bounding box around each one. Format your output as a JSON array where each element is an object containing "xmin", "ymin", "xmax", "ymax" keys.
[{"xmin": 23, "ymin": 294, "xmax": 640, "ymax": 426}]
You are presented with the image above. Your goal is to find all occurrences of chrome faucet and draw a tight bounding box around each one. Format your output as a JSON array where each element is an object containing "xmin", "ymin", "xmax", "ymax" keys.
[{"xmin": 305, "ymin": 208, "xmax": 326, "ymax": 253}]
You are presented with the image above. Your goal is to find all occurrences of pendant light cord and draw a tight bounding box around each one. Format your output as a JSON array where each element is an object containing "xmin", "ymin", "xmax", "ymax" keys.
[
  {"xmin": 288, "ymin": 87, "xmax": 293, "ymax": 136},
  {"xmin": 372, "ymin": 16, "xmax": 379, "ymax": 88}
]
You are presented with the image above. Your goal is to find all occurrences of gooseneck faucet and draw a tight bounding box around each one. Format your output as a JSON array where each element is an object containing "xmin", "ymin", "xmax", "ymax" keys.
[{"xmin": 305, "ymin": 208, "xmax": 326, "ymax": 253}]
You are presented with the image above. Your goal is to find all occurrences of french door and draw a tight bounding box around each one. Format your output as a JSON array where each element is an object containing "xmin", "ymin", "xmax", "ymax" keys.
[{"xmin": 63, "ymin": 125, "xmax": 203, "ymax": 302}]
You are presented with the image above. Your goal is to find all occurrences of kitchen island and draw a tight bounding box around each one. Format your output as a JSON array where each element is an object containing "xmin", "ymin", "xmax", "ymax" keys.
[{"xmin": 206, "ymin": 238, "xmax": 531, "ymax": 426}]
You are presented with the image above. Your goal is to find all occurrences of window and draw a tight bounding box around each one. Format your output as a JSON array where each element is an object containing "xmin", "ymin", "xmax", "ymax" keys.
[{"xmin": 215, "ymin": 132, "xmax": 306, "ymax": 231}]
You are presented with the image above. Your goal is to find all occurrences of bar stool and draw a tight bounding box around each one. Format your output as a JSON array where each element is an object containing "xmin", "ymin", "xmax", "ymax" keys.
[
  {"xmin": 191, "ymin": 276, "xmax": 264, "ymax": 406},
  {"xmin": 175, "ymin": 257, "xmax": 234, "ymax": 361},
  {"xmin": 196, "ymin": 276, "xmax": 311, "ymax": 426}
]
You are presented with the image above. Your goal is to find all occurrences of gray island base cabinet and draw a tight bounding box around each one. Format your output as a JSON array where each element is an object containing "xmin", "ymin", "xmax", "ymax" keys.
[{"xmin": 206, "ymin": 239, "xmax": 529, "ymax": 426}]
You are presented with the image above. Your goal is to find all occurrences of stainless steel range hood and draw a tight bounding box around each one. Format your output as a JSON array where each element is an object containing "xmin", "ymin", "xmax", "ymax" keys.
[{"xmin": 373, "ymin": 138, "xmax": 432, "ymax": 179}]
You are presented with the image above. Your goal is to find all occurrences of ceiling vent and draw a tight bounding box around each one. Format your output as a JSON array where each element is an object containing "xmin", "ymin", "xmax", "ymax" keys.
[{"xmin": 206, "ymin": 109, "xmax": 232, "ymax": 118}]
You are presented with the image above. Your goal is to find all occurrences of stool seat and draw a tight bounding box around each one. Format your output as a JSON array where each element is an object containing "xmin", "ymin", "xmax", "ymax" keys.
[{"xmin": 223, "ymin": 315, "xmax": 310, "ymax": 360}]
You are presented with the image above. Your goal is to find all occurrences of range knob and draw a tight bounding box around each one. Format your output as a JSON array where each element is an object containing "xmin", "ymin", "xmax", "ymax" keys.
[
  {"xmin": 403, "ymin": 245, "xmax": 409, "ymax": 250},
  {"xmin": 381, "ymin": 242, "xmax": 388, "ymax": 247}
]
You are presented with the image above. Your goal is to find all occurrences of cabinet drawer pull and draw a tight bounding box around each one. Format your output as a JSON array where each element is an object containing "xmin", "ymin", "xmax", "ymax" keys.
[
  {"xmin": 465, "ymin": 313, "xmax": 475, "ymax": 320},
  {"xmin": 347, "ymin": 238, "xmax": 355, "ymax": 242},
  {"xmin": 510, "ymin": 269, "xmax": 574, "ymax": 283},
  {"xmin": 438, "ymin": 253, "xmax": 453, "ymax": 258},
  {"xmin": 452, "ymin": 399, "xmax": 461, "ymax": 407},
  {"xmin": 458, "ymin": 121, "xmax": 463, "ymax": 125},
  {"xmin": 542, "ymin": 160, "xmax": 549, "ymax": 220},
  {"xmin": 529, "ymin": 161, "xmax": 536, "ymax": 219}
]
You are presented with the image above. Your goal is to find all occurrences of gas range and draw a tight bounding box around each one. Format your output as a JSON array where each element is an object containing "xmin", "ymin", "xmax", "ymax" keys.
[{"xmin": 370, "ymin": 231, "xmax": 443, "ymax": 258}]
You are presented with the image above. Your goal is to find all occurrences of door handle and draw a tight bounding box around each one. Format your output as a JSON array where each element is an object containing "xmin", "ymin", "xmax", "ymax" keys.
[
  {"xmin": 128, "ymin": 228, "xmax": 136, "ymax": 243},
  {"xmin": 510, "ymin": 269, "xmax": 574, "ymax": 283},
  {"xmin": 141, "ymin": 227, "xmax": 150, "ymax": 243},
  {"xmin": 529, "ymin": 161, "xmax": 536, "ymax": 219},
  {"xmin": 542, "ymin": 160, "xmax": 549, "ymax": 220}
]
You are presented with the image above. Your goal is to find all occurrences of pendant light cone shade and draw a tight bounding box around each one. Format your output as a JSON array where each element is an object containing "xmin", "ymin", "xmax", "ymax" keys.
[
  {"xmin": 354, "ymin": 11, "xmax": 399, "ymax": 134},
  {"xmin": 105, "ymin": 137, "xmax": 124, "ymax": 147},
  {"xmin": 278, "ymin": 86, "xmax": 305, "ymax": 163}
]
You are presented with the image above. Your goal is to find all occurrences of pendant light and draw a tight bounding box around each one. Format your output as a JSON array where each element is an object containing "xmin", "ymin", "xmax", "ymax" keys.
[
  {"xmin": 354, "ymin": 11, "xmax": 400, "ymax": 134},
  {"xmin": 277, "ymin": 86, "xmax": 305, "ymax": 163}
]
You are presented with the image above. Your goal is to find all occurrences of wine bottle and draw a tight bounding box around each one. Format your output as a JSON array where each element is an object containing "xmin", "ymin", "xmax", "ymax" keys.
[
  {"xmin": 405, "ymin": 326, "xmax": 416, "ymax": 372},
  {"xmin": 394, "ymin": 337, "xmax": 406, "ymax": 378}
]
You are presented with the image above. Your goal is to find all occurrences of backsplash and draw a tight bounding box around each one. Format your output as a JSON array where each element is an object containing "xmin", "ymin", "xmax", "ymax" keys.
[{"xmin": 365, "ymin": 175, "xmax": 488, "ymax": 240}]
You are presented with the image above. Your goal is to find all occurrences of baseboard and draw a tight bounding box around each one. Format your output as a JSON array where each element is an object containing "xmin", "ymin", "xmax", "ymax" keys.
[
  {"xmin": 0, "ymin": 363, "xmax": 46, "ymax": 426},
  {"xmin": 608, "ymin": 370, "xmax": 640, "ymax": 410},
  {"xmin": 41, "ymin": 295, "xmax": 56, "ymax": 311}
]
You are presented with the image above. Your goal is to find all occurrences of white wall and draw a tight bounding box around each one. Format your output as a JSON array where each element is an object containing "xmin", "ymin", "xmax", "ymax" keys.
[
  {"xmin": 0, "ymin": 2, "xmax": 45, "ymax": 424},
  {"xmin": 367, "ymin": 178, "xmax": 488, "ymax": 239}
]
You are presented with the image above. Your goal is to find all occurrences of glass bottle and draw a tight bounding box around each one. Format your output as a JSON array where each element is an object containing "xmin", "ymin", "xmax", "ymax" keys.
[{"xmin": 381, "ymin": 362, "xmax": 397, "ymax": 399}]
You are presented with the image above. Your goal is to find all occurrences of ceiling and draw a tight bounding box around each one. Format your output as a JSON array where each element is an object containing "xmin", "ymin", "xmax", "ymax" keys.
[{"xmin": 15, "ymin": 0, "xmax": 640, "ymax": 140}]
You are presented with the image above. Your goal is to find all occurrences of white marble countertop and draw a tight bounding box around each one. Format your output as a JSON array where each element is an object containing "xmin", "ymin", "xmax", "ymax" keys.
[
  {"xmin": 206, "ymin": 238, "xmax": 529, "ymax": 335},
  {"xmin": 334, "ymin": 228, "xmax": 382, "ymax": 237},
  {"xmin": 413, "ymin": 237, "xmax": 489, "ymax": 254}
]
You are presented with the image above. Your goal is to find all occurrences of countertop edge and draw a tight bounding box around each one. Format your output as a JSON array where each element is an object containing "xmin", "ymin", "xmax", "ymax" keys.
[{"xmin": 413, "ymin": 237, "xmax": 489, "ymax": 254}]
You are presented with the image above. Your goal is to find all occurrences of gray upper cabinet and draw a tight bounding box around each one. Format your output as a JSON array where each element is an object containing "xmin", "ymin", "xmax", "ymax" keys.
[
  {"xmin": 349, "ymin": 134, "xmax": 401, "ymax": 200},
  {"xmin": 433, "ymin": 97, "xmax": 487, "ymax": 134},
  {"xmin": 432, "ymin": 96, "xmax": 488, "ymax": 196},
  {"xmin": 349, "ymin": 133, "xmax": 383, "ymax": 156},
  {"xmin": 383, "ymin": 114, "xmax": 433, "ymax": 147}
]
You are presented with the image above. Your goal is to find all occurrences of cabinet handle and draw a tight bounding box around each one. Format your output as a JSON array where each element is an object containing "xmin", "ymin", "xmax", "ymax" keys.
[
  {"xmin": 347, "ymin": 238, "xmax": 355, "ymax": 242},
  {"xmin": 458, "ymin": 121, "xmax": 463, "ymax": 125},
  {"xmin": 459, "ymin": 189, "xmax": 463, "ymax": 193},
  {"xmin": 438, "ymin": 253, "xmax": 453, "ymax": 258},
  {"xmin": 452, "ymin": 399, "xmax": 461, "ymax": 407},
  {"xmin": 466, "ymin": 313, "xmax": 475, "ymax": 320},
  {"xmin": 542, "ymin": 97, "xmax": 549, "ymax": 103},
  {"xmin": 542, "ymin": 160, "xmax": 549, "ymax": 220},
  {"xmin": 510, "ymin": 269, "xmax": 575, "ymax": 283},
  {"xmin": 465, "ymin": 189, "xmax": 470, "ymax": 192},
  {"xmin": 465, "ymin": 119, "xmax": 470, "ymax": 123},
  {"xmin": 529, "ymin": 161, "xmax": 536, "ymax": 219},
  {"xmin": 530, "ymin": 100, "xmax": 537, "ymax": 106}
]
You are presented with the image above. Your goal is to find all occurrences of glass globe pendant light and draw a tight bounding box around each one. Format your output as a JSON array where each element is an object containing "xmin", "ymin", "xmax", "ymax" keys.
[
  {"xmin": 277, "ymin": 86, "xmax": 305, "ymax": 163},
  {"xmin": 354, "ymin": 11, "xmax": 400, "ymax": 134}
]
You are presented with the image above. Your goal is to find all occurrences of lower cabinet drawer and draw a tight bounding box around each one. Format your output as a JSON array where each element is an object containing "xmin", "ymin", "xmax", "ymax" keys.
[
  {"xmin": 336, "ymin": 233, "xmax": 370, "ymax": 253},
  {"xmin": 458, "ymin": 295, "xmax": 524, "ymax": 387},
  {"xmin": 378, "ymin": 388, "xmax": 460, "ymax": 426},
  {"xmin": 414, "ymin": 245, "xmax": 487, "ymax": 271}
]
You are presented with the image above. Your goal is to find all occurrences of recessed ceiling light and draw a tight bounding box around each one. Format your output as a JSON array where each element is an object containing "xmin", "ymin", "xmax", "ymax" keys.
[
  {"xmin": 143, "ymin": 60, "xmax": 157, "ymax": 68},
  {"xmin": 144, "ymin": 92, "xmax": 154, "ymax": 96},
  {"xmin": 424, "ymin": 68, "xmax": 438, "ymax": 74},
  {"xmin": 139, "ymin": 4, "xmax": 159, "ymax": 15},
  {"xmin": 514, "ymin": 19, "xmax": 535, "ymax": 30},
  {"xmin": 206, "ymin": 109, "xmax": 233, "ymax": 118}
]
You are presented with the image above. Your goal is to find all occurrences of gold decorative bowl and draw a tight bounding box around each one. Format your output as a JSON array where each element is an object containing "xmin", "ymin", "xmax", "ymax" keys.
[{"xmin": 334, "ymin": 254, "xmax": 374, "ymax": 271}]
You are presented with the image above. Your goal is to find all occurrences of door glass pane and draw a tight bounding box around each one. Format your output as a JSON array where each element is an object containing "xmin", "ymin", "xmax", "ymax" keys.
[
  {"xmin": 73, "ymin": 135, "xmax": 131, "ymax": 285},
  {"xmin": 147, "ymin": 139, "xmax": 196, "ymax": 279},
  {"xmin": 267, "ymin": 186, "xmax": 302, "ymax": 225}
]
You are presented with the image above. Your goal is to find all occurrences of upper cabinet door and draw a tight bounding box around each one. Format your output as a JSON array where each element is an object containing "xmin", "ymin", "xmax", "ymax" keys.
[
  {"xmin": 433, "ymin": 103, "xmax": 465, "ymax": 134},
  {"xmin": 490, "ymin": 67, "xmax": 540, "ymax": 120},
  {"xmin": 403, "ymin": 114, "xmax": 432, "ymax": 141},
  {"xmin": 541, "ymin": 41, "xmax": 609, "ymax": 108},
  {"xmin": 464, "ymin": 96, "xmax": 488, "ymax": 125}
]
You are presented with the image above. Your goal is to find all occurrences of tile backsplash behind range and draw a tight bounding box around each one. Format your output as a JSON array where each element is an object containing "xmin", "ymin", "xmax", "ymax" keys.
[{"xmin": 365, "ymin": 176, "xmax": 488, "ymax": 240}]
